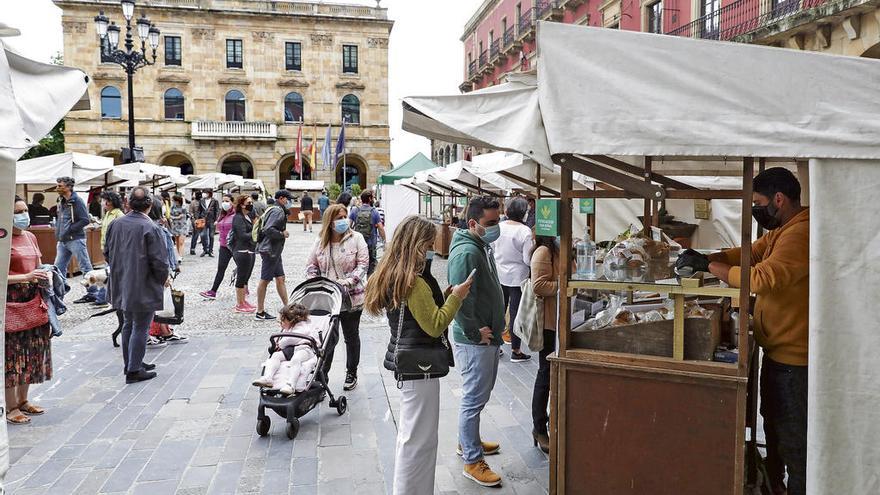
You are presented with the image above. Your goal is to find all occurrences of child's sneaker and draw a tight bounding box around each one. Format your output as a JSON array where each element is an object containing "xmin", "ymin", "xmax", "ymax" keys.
[
  {"xmin": 252, "ymin": 377, "xmax": 273, "ymax": 388},
  {"xmin": 279, "ymin": 384, "xmax": 294, "ymax": 396},
  {"xmin": 199, "ymin": 290, "xmax": 216, "ymax": 300}
]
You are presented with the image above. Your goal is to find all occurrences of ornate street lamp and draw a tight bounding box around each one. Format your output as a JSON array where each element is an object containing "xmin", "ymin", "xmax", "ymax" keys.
[{"xmin": 94, "ymin": 0, "xmax": 160, "ymax": 162}]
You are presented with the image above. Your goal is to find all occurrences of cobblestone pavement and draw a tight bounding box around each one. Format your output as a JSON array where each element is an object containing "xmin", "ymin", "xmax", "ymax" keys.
[{"xmin": 5, "ymin": 225, "xmax": 549, "ymax": 495}]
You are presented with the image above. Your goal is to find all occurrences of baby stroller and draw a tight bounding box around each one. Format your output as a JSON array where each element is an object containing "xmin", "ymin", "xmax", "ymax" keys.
[{"xmin": 256, "ymin": 277, "xmax": 348, "ymax": 440}]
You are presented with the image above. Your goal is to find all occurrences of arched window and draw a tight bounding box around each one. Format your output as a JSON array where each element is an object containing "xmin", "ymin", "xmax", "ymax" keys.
[
  {"xmin": 225, "ymin": 90, "xmax": 246, "ymax": 122},
  {"xmin": 164, "ymin": 88, "xmax": 184, "ymax": 120},
  {"xmin": 445, "ymin": 145, "xmax": 451, "ymax": 164},
  {"xmin": 100, "ymin": 86, "xmax": 121, "ymax": 119},
  {"xmin": 438, "ymin": 148, "xmax": 444, "ymax": 165},
  {"xmin": 341, "ymin": 94, "xmax": 360, "ymax": 124},
  {"xmin": 284, "ymin": 92, "xmax": 304, "ymax": 123}
]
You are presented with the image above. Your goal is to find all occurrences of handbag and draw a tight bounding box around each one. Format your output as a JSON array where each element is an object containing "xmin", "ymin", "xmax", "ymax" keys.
[
  {"xmin": 512, "ymin": 278, "xmax": 545, "ymax": 353},
  {"xmin": 154, "ymin": 285, "xmax": 185, "ymax": 325},
  {"xmin": 194, "ymin": 218, "xmax": 206, "ymax": 230},
  {"xmin": 392, "ymin": 300, "xmax": 451, "ymax": 385},
  {"xmin": 5, "ymin": 291, "xmax": 50, "ymax": 333}
]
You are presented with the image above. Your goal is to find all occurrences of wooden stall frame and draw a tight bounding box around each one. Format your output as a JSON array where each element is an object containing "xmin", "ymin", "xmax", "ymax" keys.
[{"xmin": 549, "ymin": 154, "xmax": 755, "ymax": 495}]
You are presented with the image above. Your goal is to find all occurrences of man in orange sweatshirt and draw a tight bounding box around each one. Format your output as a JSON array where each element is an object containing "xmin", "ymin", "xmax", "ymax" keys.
[{"xmin": 677, "ymin": 167, "xmax": 808, "ymax": 495}]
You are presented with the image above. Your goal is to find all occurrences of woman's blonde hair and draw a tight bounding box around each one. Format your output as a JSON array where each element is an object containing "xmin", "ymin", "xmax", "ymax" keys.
[
  {"xmin": 364, "ymin": 215, "xmax": 436, "ymax": 315},
  {"xmin": 318, "ymin": 204, "xmax": 349, "ymax": 249}
]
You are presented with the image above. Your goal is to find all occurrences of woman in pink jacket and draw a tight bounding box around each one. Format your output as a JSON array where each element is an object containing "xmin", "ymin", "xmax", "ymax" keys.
[
  {"xmin": 199, "ymin": 194, "xmax": 236, "ymax": 301},
  {"xmin": 305, "ymin": 203, "xmax": 368, "ymax": 392}
]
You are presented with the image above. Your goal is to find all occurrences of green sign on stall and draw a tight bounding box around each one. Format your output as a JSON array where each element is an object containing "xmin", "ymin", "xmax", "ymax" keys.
[
  {"xmin": 535, "ymin": 199, "xmax": 560, "ymax": 237},
  {"xmin": 579, "ymin": 198, "xmax": 595, "ymax": 214}
]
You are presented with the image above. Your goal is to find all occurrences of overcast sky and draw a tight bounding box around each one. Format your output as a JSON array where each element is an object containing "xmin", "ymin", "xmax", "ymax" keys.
[{"xmin": 2, "ymin": 0, "xmax": 482, "ymax": 165}]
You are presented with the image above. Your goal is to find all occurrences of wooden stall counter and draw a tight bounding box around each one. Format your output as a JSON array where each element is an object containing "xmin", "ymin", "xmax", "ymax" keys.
[
  {"xmin": 433, "ymin": 222, "xmax": 455, "ymax": 257},
  {"xmin": 286, "ymin": 207, "xmax": 321, "ymax": 224},
  {"xmin": 29, "ymin": 225, "xmax": 105, "ymax": 276}
]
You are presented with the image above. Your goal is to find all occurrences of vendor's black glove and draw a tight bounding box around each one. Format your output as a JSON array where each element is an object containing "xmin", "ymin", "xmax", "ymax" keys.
[{"xmin": 675, "ymin": 249, "xmax": 710, "ymax": 273}]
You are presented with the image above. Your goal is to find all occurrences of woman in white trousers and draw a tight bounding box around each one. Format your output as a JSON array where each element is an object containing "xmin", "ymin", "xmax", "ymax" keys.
[{"xmin": 365, "ymin": 216, "xmax": 472, "ymax": 494}]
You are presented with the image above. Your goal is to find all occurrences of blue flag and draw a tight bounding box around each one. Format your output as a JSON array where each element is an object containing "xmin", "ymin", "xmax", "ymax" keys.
[
  {"xmin": 333, "ymin": 120, "xmax": 346, "ymax": 171},
  {"xmin": 321, "ymin": 124, "xmax": 332, "ymax": 170}
]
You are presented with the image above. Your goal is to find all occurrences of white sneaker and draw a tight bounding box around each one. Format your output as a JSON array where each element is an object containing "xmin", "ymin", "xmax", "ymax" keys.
[
  {"xmin": 146, "ymin": 336, "xmax": 168, "ymax": 348},
  {"xmin": 252, "ymin": 377, "xmax": 274, "ymax": 388},
  {"xmin": 279, "ymin": 384, "xmax": 294, "ymax": 396}
]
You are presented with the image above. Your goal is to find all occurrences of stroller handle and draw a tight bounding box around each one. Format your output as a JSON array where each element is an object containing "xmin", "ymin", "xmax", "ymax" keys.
[{"xmin": 268, "ymin": 332, "xmax": 320, "ymax": 351}]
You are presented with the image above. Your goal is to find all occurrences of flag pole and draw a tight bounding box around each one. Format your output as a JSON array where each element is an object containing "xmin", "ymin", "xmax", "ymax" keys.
[{"xmin": 342, "ymin": 118, "xmax": 347, "ymax": 189}]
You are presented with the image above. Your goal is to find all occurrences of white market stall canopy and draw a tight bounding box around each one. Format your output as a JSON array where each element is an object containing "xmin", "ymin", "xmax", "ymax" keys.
[
  {"xmin": 470, "ymin": 151, "xmax": 594, "ymax": 195},
  {"xmin": 402, "ymin": 22, "xmax": 880, "ymax": 494},
  {"xmin": 16, "ymin": 152, "xmax": 144, "ymax": 188},
  {"xmin": 183, "ymin": 172, "xmax": 244, "ymax": 192},
  {"xmin": 0, "ymin": 37, "xmax": 89, "ymax": 160},
  {"xmin": 285, "ymin": 180, "xmax": 324, "ymax": 191}
]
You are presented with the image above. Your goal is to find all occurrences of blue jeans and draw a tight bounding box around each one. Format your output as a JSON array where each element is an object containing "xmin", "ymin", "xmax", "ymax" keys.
[
  {"xmin": 200, "ymin": 223, "xmax": 215, "ymax": 254},
  {"xmin": 454, "ymin": 342, "xmax": 500, "ymax": 464},
  {"xmin": 54, "ymin": 238, "xmax": 96, "ymax": 295}
]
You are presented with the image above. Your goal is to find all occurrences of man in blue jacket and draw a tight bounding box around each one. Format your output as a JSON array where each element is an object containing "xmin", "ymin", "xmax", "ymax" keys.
[
  {"xmin": 447, "ymin": 196, "xmax": 506, "ymax": 487},
  {"xmin": 53, "ymin": 176, "xmax": 98, "ymax": 303}
]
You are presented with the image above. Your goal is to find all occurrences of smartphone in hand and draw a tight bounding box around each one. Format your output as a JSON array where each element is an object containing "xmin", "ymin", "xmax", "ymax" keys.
[{"xmin": 467, "ymin": 268, "xmax": 477, "ymax": 281}]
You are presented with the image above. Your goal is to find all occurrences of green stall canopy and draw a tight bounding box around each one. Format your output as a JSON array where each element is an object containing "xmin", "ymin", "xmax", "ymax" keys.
[{"xmin": 378, "ymin": 152, "xmax": 437, "ymax": 185}]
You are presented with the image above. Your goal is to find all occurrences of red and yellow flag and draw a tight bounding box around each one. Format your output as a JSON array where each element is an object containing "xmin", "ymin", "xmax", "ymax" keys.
[{"xmin": 294, "ymin": 124, "xmax": 303, "ymax": 176}]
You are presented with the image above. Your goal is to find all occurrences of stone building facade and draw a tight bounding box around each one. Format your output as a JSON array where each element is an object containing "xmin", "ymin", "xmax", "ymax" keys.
[{"xmin": 56, "ymin": 0, "xmax": 393, "ymax": 191}]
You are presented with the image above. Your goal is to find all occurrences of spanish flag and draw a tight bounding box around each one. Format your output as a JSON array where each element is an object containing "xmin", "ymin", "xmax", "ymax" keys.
[{"xmin": 308, "ymin": 126, "xmax": 317, "ymax": 173}]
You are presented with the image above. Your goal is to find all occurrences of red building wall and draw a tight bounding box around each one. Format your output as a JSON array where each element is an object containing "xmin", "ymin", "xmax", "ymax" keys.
[{"xmin": 463, "ymin": 0, "xmax": 702, "ymax": 91}]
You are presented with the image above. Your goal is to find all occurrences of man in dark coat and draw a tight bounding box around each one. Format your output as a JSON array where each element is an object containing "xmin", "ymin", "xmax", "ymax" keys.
[
  {"xmin": 104, "ymin": 187, "xmax": 170, "ymax": 384},
  {"xmin": 199, "ymin": 189, "xmax": 220, "ymax": 257}
]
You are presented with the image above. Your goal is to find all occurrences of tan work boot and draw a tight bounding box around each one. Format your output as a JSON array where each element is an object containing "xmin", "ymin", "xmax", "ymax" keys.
[
  {"xmin": 463, "ymin": 459, "xmax": 502, "ymax": 487},
  {"xmin": 456, "ymin": 441, "xmax": 500, "ymax": 456}
]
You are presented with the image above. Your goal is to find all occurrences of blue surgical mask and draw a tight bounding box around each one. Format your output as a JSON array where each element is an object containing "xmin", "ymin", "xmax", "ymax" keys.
[
  {"xmin": 13, "ymin": 213, "xmax": 30, "ymax": 230},
  {"xmin": 221, "ymin": 201, "xmax": 232, "ymax": 211},
  {"xmin": 476, "ymin": 223, "xmax": 501, "ymax": 244},
  {"xmin": 426, "ymin": 250, "xmax": 435, "ymax": 261},
  {"xmin": 334, "ymin": 219, "xmax": 350, "ymax": 234}
]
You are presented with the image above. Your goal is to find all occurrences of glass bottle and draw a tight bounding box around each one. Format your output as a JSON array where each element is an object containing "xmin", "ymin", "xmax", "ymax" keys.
[{"xmin": 576, "ymin": 226, "xmax": 597, "ymax": 280}]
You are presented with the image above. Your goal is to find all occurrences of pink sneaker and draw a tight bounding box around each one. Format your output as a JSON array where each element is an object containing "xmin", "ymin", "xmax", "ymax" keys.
[
  {"xmin": 234, "ymin": 303, "xmax": 255, "ymax": 313},
  {"xmin": 199, "ymin": 290, "xmax": 216, "ymax": 300},
  {"xmin": 243, "ymin": 301, "xmax": 256, "ymax": 311}
]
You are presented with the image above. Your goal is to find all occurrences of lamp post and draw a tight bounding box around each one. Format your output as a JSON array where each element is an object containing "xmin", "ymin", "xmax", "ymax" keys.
[{"xmin": 94, "ymin": 0, "xmax": 160, "ymax": 162}]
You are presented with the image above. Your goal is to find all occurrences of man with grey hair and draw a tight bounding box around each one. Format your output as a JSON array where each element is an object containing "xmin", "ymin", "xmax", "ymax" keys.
[
  {"xmin": 104, "ymin": 187, "xmax": 170, "ymax": 384},
  {"xmin": 54, "ymin": 176, "xmax": 99, "ymax": 303}
]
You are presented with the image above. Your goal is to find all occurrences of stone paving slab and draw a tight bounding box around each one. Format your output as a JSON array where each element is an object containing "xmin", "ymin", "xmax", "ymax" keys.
[{"xmin": 5, "ymin": 229, "xmax": 549, "ymax": 494}]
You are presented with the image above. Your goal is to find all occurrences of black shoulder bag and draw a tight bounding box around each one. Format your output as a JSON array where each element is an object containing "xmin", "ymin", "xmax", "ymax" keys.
[{"xmin": 392, "ymin": 300, "xmax": 452, "ymax": 387}]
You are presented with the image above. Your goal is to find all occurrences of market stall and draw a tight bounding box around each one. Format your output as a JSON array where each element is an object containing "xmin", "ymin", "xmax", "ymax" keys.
[
  {"xmin": 403, "ymin": 22, "xmax": 880, "ymax": 495},
  {"xmin": 378, "ymin": 153, "xmax": 437, "ymax": 241},
  {"xmin": 285, "ymin": 179, "xmax": 324, "ymax": 222},
  {"xmin": 0, "ymin": 25, "xmax": 91, "ymax": 482}
]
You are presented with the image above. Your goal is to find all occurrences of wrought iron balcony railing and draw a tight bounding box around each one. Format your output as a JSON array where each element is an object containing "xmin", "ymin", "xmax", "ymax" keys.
[
  {"xmin": 468, "ymin": 60, "xmax": 477, "ymax": 79},
  {"xmin": 518, "ymin": 7, "xmax": 536, "ymax": 39},
  {"xmin": 537, "ymin": 0, "xmax": 561, "ymax": 20},
  {"xmin": 666, "ymin": 0, "xmax": 829, "ymax": 41},
  {"xmin": 490, "ymin": 38, "xmax": 501, "ymax": 60},
  {"xmin": 503, "ymin": 25, "xmax": 517, "ymax": 49},
  {"xmin": 479, "ymin": 50, "xmax": 488, "ymax": 68}
]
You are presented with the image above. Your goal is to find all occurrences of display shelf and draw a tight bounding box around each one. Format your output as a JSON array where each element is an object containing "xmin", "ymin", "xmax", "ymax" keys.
[{"xmin": 567, "ymin": 279, "xmax": 741, "ymax": 299}]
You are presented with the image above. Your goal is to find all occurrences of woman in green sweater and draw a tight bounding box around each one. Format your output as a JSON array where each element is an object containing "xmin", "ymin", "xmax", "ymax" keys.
[{"xmin": 365, "ymin": 215, "xmax": 472, "ymax": 495}]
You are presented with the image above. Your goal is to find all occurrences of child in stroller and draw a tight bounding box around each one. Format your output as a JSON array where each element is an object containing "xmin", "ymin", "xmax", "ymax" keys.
[{"xmin": 252, "ymin": 303, "xmax": 319, "ymax": 396}]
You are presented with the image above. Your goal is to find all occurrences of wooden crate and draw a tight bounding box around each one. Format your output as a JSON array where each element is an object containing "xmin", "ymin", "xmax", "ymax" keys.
[{"xmin": 571, "ymin": 315, "xmax": 720, "ymax": 361}]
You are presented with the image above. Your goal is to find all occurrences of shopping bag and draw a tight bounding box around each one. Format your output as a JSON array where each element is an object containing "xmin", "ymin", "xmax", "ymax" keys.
[
  {"xmin": 154, "ymin": 287, "xmax": 184, "ymax": 325},
  {"xmin": 512, "ymin": 278, "xmax": 544, "ymax": 353}
]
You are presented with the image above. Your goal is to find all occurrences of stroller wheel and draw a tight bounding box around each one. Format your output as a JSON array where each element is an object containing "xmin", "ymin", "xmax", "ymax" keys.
[
  {"xmin": 286, "ymin": 418, "xmax": 300, "ymax": 440},
  {"xmin": 256, "ymin": 416, "xmax": 270, "ymax": 437},
  {"xmin": 336, "ymin": 396, "xmax": 347, "ymax": 416}
]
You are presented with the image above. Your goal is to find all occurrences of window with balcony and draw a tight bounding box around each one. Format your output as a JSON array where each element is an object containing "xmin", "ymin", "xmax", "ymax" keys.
[
  {"xmin": 100, "ymin": 86, "xmax": 121, "ymax": 119},
  {"xmin": 164, "ymin": 36, "xmax": 181, "ymax": 66},
  {"xmin": 701, "ymin": 0, "xmax": 721, "ymax": 36},
  {"xmin": 225, "ymin": 90, "xmax": 246, "ymax": 121},
  {"xmin": 343, "ymin": 45, "xmax": 358, "ymax": 74},
  {"xmin": 647, "ymin": 1, "xmax": 663, "ymax": 33},
  {"xmin": 164, "ymin": 88, "xmax": 185, "ymax": 120},
  {"xmin": 516, "ymin": 3, "xmax": 522, "ymax": 32},
  {"xmin": 284, "ymin": 92, "xmax": 304, "ymax": 122},
  {"xmin": 285, "ymin": 42, "xmax": 302, "ymax": 71},
  {"xmin": 226, "ymin": 39, "xmax": 243, "ymax": 69},
  {"xmin": 341, "ymin": 94, "xmax": 360, "ymax": 124}
]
